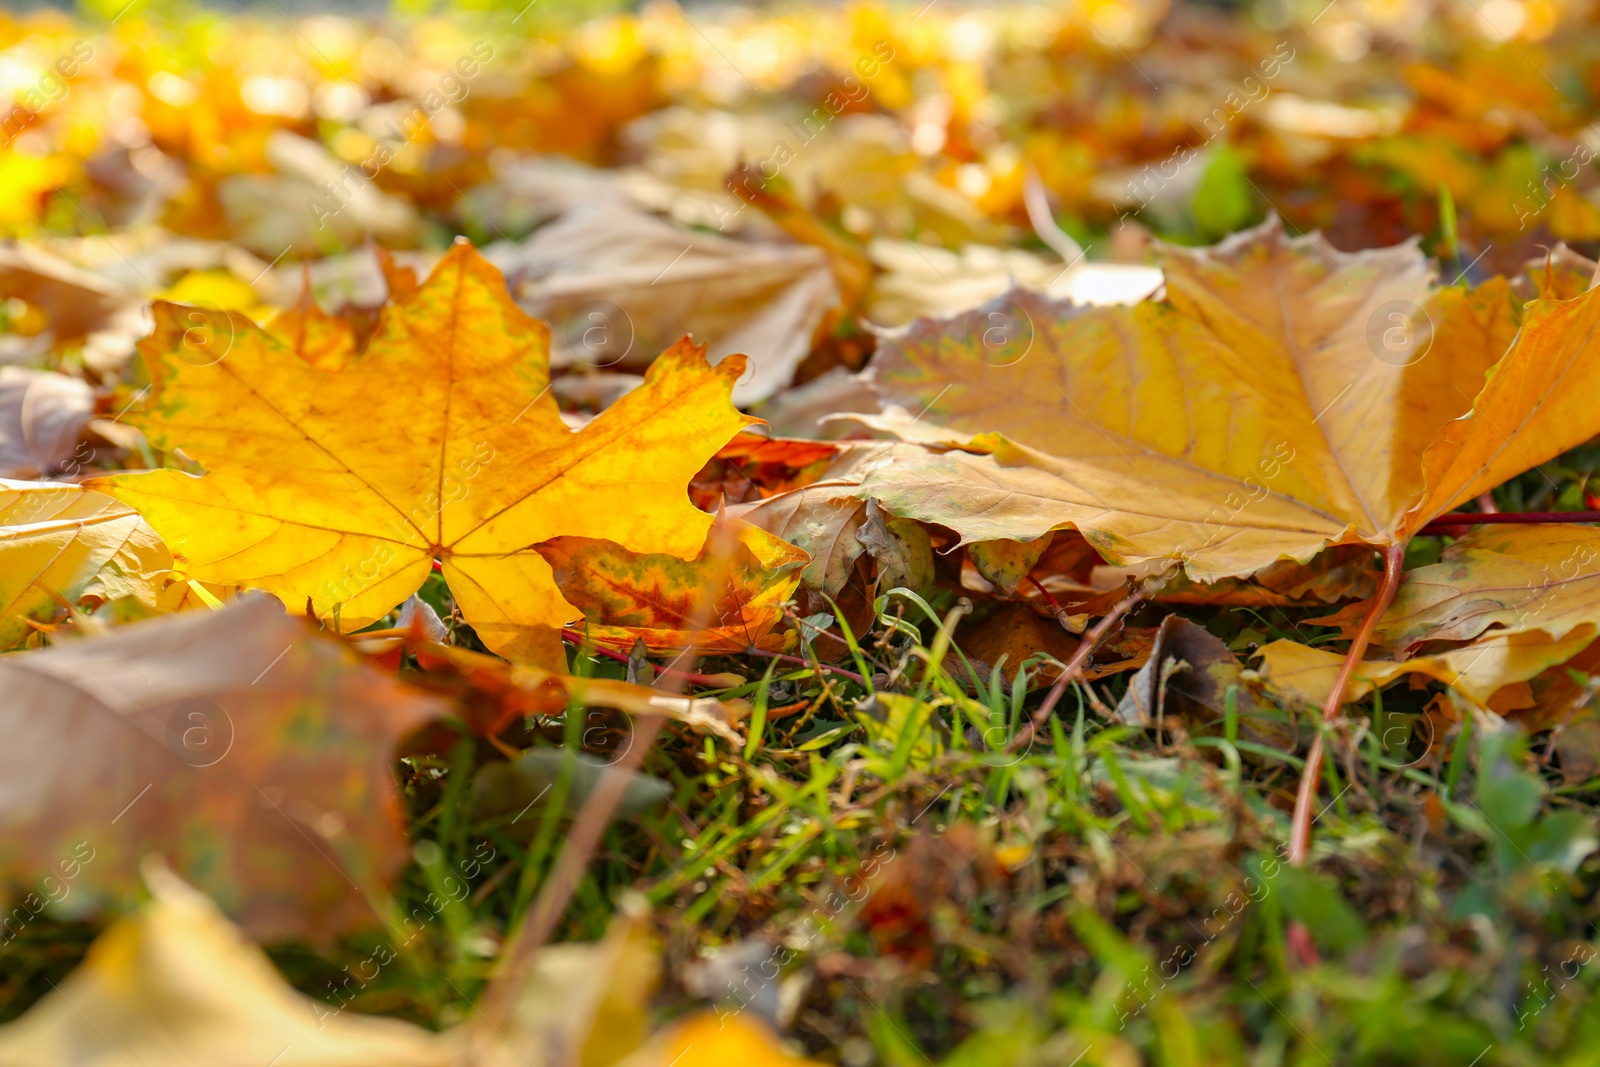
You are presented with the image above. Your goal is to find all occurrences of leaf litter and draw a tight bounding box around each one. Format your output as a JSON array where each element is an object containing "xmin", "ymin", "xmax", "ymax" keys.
[{"xmin": 5, "ymin": 3, "xmax": 1600, "ymax": 1064}]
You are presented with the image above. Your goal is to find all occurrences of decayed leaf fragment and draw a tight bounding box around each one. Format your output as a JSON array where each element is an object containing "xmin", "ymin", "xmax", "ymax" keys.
[
  {"xmin": 409, "ymin": 641, "xmax": 745, "ymax": 745},
  {"xmin": 849, "ymin": 217, "xmax": 1600, "ymax": 582},
  {"xmin": 95, "ymin": 241, "xmax": 754, "ymax": 669},
  {"xmin": 0, "ymin": 594, "xmax": 445, "ymax": 941}
]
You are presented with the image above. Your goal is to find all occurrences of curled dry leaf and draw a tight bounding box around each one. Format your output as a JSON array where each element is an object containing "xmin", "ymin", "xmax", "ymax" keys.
[
  {"xmin": 0, "ymin": 595, "xmax": 446, "ymax": 941},
  {"xmin": 0, "ymin": 367, "xmax": 94, "ymax": 479},
  {"xmin": 1114, "ymin": 615, "xmax": 1290, "ymax": 749},
  {"xmin": 94, "ymin": 241, "xmax": 753, "ymax": 670},
  {"xmin": 850, "ymin": 217, "xmax": 1600, "ymax": 582}
]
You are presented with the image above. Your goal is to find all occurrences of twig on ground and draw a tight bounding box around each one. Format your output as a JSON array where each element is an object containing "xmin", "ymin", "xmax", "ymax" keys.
[
  {"xmin": 1008, "ymin": 586, "xmax": 1144, "ymax": 752},
  {"xmin": 1287, "ymin": 542, "xmax": 1408, "ymax": 866},
  {"xmin": 1419, "ymin": 509, "xmax": 1600, "ymax": 533}
]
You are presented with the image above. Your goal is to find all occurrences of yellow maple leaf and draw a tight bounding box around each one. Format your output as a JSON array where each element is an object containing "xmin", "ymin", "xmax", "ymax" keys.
[{"xmin": 93, "ymin": 241, "xmax": 754, "ymax": 668}]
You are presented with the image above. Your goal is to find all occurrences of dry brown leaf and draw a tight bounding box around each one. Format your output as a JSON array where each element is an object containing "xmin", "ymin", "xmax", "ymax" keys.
[
  {"xmin": 958, "ymin": 603, "xmax": 1080, "ymax": 688},
  {"xmin": 0, "ymin": 594, "xmax": 445, "ymax": 941}
]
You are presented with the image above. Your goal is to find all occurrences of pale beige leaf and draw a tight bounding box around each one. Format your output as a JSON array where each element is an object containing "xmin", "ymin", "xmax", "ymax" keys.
[{"xmin": 500, "ymin": 205, "xmax": 836, "ymax": 404}]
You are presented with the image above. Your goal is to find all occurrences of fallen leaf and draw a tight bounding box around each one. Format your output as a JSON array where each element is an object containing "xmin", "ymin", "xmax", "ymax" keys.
[
  {"xmin": 264, "ymin": 284, "xmax": 358, "ymax": 371},
  {"xmin": 498, "ymin": 204, "xmax": 838, "ymax": 404},
  {"xmin": 0, "ymin": 594, "xmax": 445, "ymax": 941},
  {"xmin": 690, "ymin": 433, "xmax": 844, "ymax": 509},
  {"xmin": 1517, "ymin": 640, "xmax": 1600, "ymax": 735},
  {"xmin": 1115, "ymin": 616, "xmax": 1285, "ymax": 749},
  {"xmin": 958, "ymin": 602, "xmax": 1080, "ymax": 688},
  {"xmin": 1322, "ymin": 525, "xmax": 1600, "ymax": 655},
  {"xmin": 848, "ymin": 218, "xmax": 1584, "ymax": 582},
  {"xmin": 1259, "ymin": 525, "xmax": 1600, "ymax": 709},
  {"xmin": 1414, "ymin": 284, "xmax": 1600, "ymax": 524},
  {"xmin": 0, "ymin": 242, "xmax": 148, "ymax": 370},
  {"xmin": 1255, "ymin": 626, "xmax": 1598, "ymax": 709},
  {"xmin": 967, "ymin": 532, "xmax": 1055, "ymax": 596},
  {"xmin": 724, "ymin": 440, "xmax": 909, "ymax": 598},
  {"xmin": 0, "ymin": 368, "xmax": 95, "ymax": 479},
  {"xmin": 0, "ymin": 481, "xmax": 176, "ymax": 648},
  {"xmin": 218, "ymin": 130, "xmax": 419, "ymax": 256},
  {"xmin": 1102, "ymin": 546, "xmax": 1379, "ymax": 607},
  {"xmin": 864, "ymin": 237, "xmax": 1162, "ymax": 327},
  {"xmin": 0, "ymin": 862, "xmax": 667, "ymax": 1067},
  {"xmin": 466, "ymin": 896, "xmax": 661, "ymax": 1067},
  {"xmin": 856, "ymin": 498, "xmax": 934, "ymax": 597},
  {"xmin": 0, "ymin": 862, "xmax": 452, "ymax": 1067},
  {"xmin": 95, "ymin": 241, "xmax": 752, "ymax": 670},
  {"xmin": 541, "ymin": 518, "xmax": 807, "ymax": 655},
  {"xmin": 1516, "ymin": 243, "xmax": 1596, "ymax": 301},
  {"xmin": 623, "ymin": 1013, "xmax": 826, "ymax": 1067}
]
